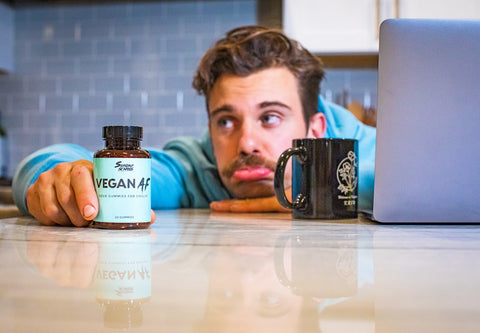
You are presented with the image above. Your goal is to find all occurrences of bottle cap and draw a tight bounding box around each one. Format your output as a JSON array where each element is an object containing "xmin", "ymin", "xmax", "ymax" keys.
[{"xmin": 103, "ymin": 126, "xmax": 142, "ymax": 140}]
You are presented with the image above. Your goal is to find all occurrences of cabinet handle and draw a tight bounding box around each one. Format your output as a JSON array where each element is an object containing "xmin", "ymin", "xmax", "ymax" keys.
[{"xmin": 377, "ymin": 0, "xmax": 400, "ymax": 39}]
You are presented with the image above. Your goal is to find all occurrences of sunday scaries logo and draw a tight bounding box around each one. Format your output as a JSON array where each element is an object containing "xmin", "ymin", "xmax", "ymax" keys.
[
  {"xmin": 337, "ymin": 151, "xmax": 358, "ymax": 202},
  {"xmin": 115, "ymin": 161, "xmax": 134, "ymax": 171}
]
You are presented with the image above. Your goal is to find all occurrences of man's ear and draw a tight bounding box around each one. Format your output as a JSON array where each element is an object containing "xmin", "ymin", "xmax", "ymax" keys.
[{"xmin": 306, "ymin": 112, "xmax": 327, "ymax": 138}]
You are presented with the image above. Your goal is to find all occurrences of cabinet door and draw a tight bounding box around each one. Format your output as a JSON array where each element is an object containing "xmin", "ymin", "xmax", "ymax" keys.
[
  {"xmin": 399, "ymin": 0, "xmax": 480, "ymax": 19},
  {"xmin": 283, "ymin": 0, "xmax": 379, "ymax": 54}
]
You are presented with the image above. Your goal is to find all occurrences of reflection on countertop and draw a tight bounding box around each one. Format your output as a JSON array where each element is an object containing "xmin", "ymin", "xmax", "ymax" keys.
[
  {"xmin": 1, "ymin": 210, "xmax": 480, "ymax": 332},
  {"xmin": 0, "ymin": 185, "xmax": 13, "ymax": 204},
  {"xmin": 0, "ymin": 184, "xmax": 20, "ymax": 218}
]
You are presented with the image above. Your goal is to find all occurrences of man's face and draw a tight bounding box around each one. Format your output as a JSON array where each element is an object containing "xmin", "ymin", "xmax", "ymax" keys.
[{"xmin": 208, "ymin": 67, "xmax": 313, "ymax": 199}]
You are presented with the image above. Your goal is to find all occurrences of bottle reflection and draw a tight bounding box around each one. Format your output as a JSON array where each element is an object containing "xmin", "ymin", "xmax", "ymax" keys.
[
  {"xmin": 25, "ymin": 228, "xmax": 153, "ymax": 330},
  {"xmin": 94, "ymin": 232, "xmax": 152, "ymax": 329}
]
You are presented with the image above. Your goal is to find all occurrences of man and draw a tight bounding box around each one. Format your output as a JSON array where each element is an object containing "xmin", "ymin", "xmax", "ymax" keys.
[{"xmin": 12, "ymin": 26, "xmax": 376, "ymax": 227}]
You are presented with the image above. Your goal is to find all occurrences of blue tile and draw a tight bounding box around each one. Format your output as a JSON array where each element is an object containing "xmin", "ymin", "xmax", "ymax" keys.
[
  {"xmin": 0, "ymin": 76, "xmax": 24, "ymax": 94},
  {"xmin": 26, "ymin": 78, "xmax": 56, "ymax": 94},
  {"xmin": 45, "ymin": 95, "xmax": 73, "ymax": 112},
  {"xmin": 81, "ymin": 22, "xmax": 111, "ymax": 39},
  {"xmin": 130, "ymin": 38, "xmax": 164, "ymax": 56},
  {"xmin": 45, "ymin": 60, "xmax": 76, "ymax": 75},
  {"xmin": 164, "ymin": 2, "xmax": 199, "ymax": 17},
  {"xmin": 78, "ymin": 94, "xmax": 108, "ymax": 111},
  {"xmin": 63, "ymin": 40, "xmax": 94, "ymax": 57},
  {"xmin": 96, "ymin": 39, "xmax": 127, "ymax": 56},
  {"xmin": 29, "ymin": 112, "xmax": 59, "ymax": 128},
  {"xmin": 147, "ymin": 92, "xmax": 178, "ymax": 110},
  {"xmin": 94, "ymin": 76, "xmax": 125, "ymax": 93},
  {"xmin": 12, "ymin": 95, "xmax": 40, "ymax": 111},
  {"xmin": 113, "ymin": 19, "xmax": 147, "ymax": 38},
  {"xmin": 15, "ymin": 61, "xmax": 44, "ymax": 75},
  {"xmin": 161, "ymin": 73, "xmax": 193, "ymax": 91},
  {"xmin": 61, "ymin": 77, "xmax": 91, "ymax": 93},
  {"xmin": 61, "ymin": 113, "xmax": 91, "ymax": 128},
  {"xmin": 30, "ymin": 41, "xmax": 60, "ymax": 58},
  {"xmin": 200, "ymin": 1, "xmax": 236, "ymax": 17},
  {"xmin": 130, "ymin": 2, "xmax": 165, "ymax": 18},
  {"xmin": 95, "ymin": 3, "xmax": 129, "ymax": 19},
  {"xmin": 112, "ymin": 93, "xmax": 142, "ymax": 111},
  {"xmin": 78, "ymin": 59, "xmax": 111, "ymax": 75},
  {"xmin": 165, "ymin": 36, "xmax": 198, "ymax": 53},
  {"xmin": 130, "ymin": 75, "xmax": 161, "ymax": 92},
  {"xmin": 61, "ymin": 5, "xmax": 95, "ymax": 21}
]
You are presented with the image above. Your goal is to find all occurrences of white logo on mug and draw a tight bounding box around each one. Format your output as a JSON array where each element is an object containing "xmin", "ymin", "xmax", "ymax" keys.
[{"xmin": 337, "ymin": 151, "xmax": 358, "ymax": 203}]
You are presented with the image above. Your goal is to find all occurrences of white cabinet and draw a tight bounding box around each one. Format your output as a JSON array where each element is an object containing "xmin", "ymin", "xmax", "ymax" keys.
[
  {"xmin": 400, "ymin": 0, "xmax": 480, "ymax": 19},
  {"xmin": 283, "ymin": 0, "xmax": 379, "ymax": 54},
  {"xmin": 0, "ymin": 3, "xmax": 14, "ymax": 73},
  {"xmin": 283, "ymin": 0, "xmax": 480, "ymax": 54}
]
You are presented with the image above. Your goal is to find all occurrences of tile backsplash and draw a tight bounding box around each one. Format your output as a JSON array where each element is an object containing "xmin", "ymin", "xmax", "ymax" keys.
[{"xmin": 0, "ymin": 0, "xmax": 377, "ymax": 179}]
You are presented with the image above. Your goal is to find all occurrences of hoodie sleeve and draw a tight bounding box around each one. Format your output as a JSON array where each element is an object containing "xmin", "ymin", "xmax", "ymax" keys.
[
  {"xmin": 12, "ymin": 133, "xmax": 231, "ymax": 214},
  {"xmin": 12, "ymin": 143, "xmax": 94, "ymax": 215}
]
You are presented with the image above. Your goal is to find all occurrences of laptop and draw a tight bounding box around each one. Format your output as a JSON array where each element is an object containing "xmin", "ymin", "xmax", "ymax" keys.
[{"xmin": 372, "ymin": 19, "xmax": 480, "ymax": 223}]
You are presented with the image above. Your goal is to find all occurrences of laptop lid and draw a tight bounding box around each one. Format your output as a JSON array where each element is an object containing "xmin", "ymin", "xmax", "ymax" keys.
[{"xmin": 373, "ymin": 19, "xmax": 480, "ymax": 223}]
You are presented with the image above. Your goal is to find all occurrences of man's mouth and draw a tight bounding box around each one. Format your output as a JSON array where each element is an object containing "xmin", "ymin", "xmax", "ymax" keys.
[{"xmin": 232, "ymin": 166, "xmax": 274, "ymax": 181}]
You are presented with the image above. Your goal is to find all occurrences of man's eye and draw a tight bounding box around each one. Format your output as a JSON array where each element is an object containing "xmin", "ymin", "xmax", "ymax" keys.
[
  {"xmin": 217, "ymin": 118, "xmax": 234, "ymax": 129},
  {"xmin": 262, "ymin": 114, "xmax": 281, "ymax": 126}
]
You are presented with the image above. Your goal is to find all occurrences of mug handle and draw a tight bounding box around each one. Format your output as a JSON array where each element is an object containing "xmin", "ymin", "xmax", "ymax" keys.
[
  {"xmin": 274, "ymin": 235, "xmax": 292, "ymax": 288},
  {"xmin": 274, "ymin": 147, "xmax": 307, "ymax": 209}
]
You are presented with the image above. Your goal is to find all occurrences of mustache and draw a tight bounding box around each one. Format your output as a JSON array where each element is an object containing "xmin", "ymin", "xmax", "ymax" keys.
[{"xmin": 222, "ymin": 154, "xmax": 277, "ymax": 179}]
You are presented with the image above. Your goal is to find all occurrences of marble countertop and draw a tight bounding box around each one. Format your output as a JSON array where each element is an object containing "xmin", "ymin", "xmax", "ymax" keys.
[{"xmin": 1, "ymin": 209, "xmax": 479, "ymax": 332}]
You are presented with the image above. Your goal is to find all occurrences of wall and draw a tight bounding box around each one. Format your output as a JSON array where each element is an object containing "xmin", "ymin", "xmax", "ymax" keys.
[
  {"xmin": 0, "ymin": 0, "xmax": 256, "ymax": 177},
  {"xmin": 0, "ymin": 0, "xmax": 377, "ymax": 178},
  {"xmin": 0, "ymin": 3, "xmax": 14, "ymax": 73}
]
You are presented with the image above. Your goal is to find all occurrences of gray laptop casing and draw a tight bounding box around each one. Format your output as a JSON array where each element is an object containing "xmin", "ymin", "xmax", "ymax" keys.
[{"xmin": 373, "ymin": 19, "xmax": 480, "ymax": 223}]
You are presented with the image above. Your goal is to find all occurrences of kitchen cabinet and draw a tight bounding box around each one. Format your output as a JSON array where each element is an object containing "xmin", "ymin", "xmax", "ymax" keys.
[
  {"xmin": 400, "ymin": 0, "xmax": 480, "ymax": 19},
  {"xmin": 283, "ymin": 0, "xmax": 480, "ymax": 54},
  {"xmin": 0, "ymin": 2, "xmax": 13, "ymax": 73}
]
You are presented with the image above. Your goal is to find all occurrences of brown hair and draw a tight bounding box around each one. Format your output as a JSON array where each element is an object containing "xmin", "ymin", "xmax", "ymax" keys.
[{"xmin": 192, "ymin": 26, "xmax": 325, "ymax": 126}]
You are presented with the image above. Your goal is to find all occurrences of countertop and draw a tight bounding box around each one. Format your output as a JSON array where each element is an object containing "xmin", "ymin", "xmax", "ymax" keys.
[{"xmin": 1, "ymin": 209, "xmax": 479, "ymax": 332}]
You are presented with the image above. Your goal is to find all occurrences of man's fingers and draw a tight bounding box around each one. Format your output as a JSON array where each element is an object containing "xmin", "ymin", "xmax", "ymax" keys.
[
  {"xmin": 36, "ymin": 184, "xmax": 72, "ymax": 226},
  {"xmin": 70, "ymin": 161, "xmax": 98, "ymax": 223},
  {"xmin": 69, "ymin": 242, "xmax": 98, "ymax": 288},
  {"xmin": 150, "ymin": 210, "xmax": 156, "ymax": 224}
]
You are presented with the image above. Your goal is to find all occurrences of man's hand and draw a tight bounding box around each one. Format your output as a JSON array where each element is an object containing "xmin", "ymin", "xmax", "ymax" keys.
[
  {"xmin": 26, "ymin": 160, "xmax": 98, "ymax": 227},
  {"xmin": 26, "ymin": 230, "xmax": 99, "ymax": 288},
  {"xmin": 209, "ymin": 189, "xmax": 292, "ymax": 213},
  {"xmin": 26, "ymin": 159, "xmax": 157, "ymax": 227}
]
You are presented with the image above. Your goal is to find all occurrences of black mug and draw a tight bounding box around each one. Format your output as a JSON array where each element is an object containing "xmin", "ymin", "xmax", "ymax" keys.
[{"xmin": 274, "ymin": 138, "xmax": 358, "ymax": 219}]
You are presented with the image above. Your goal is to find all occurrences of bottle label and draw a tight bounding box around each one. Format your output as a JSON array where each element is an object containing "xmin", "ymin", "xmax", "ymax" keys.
[
  {"xmin": 95, "ymin": 234, "xmax": 152, "ymax": 301},
  {"xmin": 93, "ymin": 158, "xmax": 151, "ymax": 223}
]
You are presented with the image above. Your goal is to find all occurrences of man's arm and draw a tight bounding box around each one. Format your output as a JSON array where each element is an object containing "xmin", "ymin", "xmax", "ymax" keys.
[
  {"xmin": 12, "ymin": 143, "xmax": 189, "ymax": 226},
  {"xmin": 12, "ymin": 133, "xmax": 234, "ymax": 226},
  {"xmin": 12, "ymin": 144, "xmax": 94, "ymax": 218}
]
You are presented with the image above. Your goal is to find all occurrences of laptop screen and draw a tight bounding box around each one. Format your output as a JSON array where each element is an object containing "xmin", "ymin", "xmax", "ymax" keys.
[{"xmin": 373, "ymin": 19, "xmax": 480, "ymax": 223}]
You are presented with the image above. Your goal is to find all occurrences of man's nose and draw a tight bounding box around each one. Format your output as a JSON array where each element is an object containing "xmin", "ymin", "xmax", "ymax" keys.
[{"xmin": 237, "ymin": 121, "xmax": 260, "ymax": 155}]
